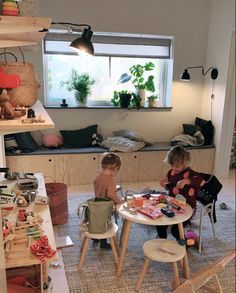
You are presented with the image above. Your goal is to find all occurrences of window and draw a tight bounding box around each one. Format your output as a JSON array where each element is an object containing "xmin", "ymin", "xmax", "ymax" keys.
[{"xmin": 43, "ymin": 32, "xmax": 174, "ymax": 108}]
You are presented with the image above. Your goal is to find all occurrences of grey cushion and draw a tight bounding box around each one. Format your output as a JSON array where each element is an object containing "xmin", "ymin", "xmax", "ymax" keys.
[{"xmin": 101, "ymin": 136, "xmax": 145, "ymax": 152}]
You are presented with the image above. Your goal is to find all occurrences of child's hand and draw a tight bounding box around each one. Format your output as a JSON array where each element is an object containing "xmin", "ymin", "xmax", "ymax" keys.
[
  {"xmin": 160, "ymin": 177, "xmax": 167, "ymax": 188},
  {"xmin": 176, "ymin": 178, "xmax": 191, "ymax": 189}
]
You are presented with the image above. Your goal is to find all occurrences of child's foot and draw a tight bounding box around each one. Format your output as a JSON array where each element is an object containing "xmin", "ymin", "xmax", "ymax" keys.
[{"xmin": 100, "ymin": 240, "xmax": 111, "ymax": 250}]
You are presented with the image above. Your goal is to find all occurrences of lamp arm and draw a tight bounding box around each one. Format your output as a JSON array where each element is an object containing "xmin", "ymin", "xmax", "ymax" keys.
[
  {"xmin": 51, "ymin": 22, "xmax": 91, "ymax": 30},
  {"xmin": 186, "ymin": 66, "xmax": 204, "ymax": 75},
  {"xmin": 202, "ymin": 67, "xmax": 215, "ymax": 76}
]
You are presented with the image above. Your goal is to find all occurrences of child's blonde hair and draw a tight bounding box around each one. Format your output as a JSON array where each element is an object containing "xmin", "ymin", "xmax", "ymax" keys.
[
  {"xmin": 164, "ymin": 145, "xmax": 190, "ymax": 166},
  {"xmin": 101, "ymin": 152, "xmax": 121, "ymax": 170}
]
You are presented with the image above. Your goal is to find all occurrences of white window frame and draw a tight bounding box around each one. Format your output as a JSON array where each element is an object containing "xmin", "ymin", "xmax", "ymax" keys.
[{"xmin": 43, "ymin": 32, "xmax": 174, "ymax": 108}]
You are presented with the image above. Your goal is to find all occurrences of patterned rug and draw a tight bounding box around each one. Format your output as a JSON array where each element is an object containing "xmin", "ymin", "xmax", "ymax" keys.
[{"xmin": 58, "ymin": 194, "xmax": 235, "ymax": 293}]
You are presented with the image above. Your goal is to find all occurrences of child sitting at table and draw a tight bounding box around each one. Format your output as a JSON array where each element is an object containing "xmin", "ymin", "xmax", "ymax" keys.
[
  {"xmin": 157, "ymin": 145, "xmax": 205, "ymax": 240},
  {"xmin": 93, "ymin": 152, "xmax": 122, "ymax": 249}
]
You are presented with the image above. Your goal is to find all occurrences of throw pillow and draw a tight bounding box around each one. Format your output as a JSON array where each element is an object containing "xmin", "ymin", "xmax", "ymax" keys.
[
  {"xmin": 101, "ymin": 136, "xmax": 145, "ymax": 152},
  {"xmin": 113, "ymin": 129, "xmax": 152, "ymax": 146},
  {"xmin": 60, "ymin": 124, "xmax": 97, "ymax": 148},
  {"xmin": 182, "ymin": 124, "xmax": 201, "ymax": 136},
  {"xmin": 195, "ymin": 117, "xmax": 214, "ymax": 145},
  {"xmin": 43, "ymin": 134, "xmax": 63, "ymax": 148},
  {"xmin": 4, "ymin": 134, "xmax": 22, "ymax": 154},
  {"xmin": 14, "ymin": 132, "xmax": 39, "ymax": 153}
]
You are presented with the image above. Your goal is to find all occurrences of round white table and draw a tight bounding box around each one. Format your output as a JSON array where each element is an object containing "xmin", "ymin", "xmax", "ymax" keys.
[{"xmin": 116, "ymin": 198, "xmax": 193, "ymax": 278}]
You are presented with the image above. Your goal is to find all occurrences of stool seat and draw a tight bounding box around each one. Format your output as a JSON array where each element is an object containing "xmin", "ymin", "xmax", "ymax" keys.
[
  {"xmin": 143, "ymin": 239, "xmax": 186, "ymax": 263},
  {"xmin": 136, "ymin": 238, "xmax": 186, "ymax": 291},
  {"xmin": 84, "ymin": 223, "xmax": 118, "ymax": 239}
]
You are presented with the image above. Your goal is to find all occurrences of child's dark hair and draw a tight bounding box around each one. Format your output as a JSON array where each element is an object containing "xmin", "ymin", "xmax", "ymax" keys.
[
  {"xmin": 164, "ymin": 145, "xmax": 190, "ymax": 166},
  {"xmin": 101, "ymin": 152, "xmax": 121, "ymax": 169}
]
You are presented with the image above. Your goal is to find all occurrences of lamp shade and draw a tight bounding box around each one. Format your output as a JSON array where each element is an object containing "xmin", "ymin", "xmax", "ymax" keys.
[
  {"xmin": 70, "ymin": 28, "xmax": 94, "ymax": 55},
  {"xmin": 180, "ymin": 69, "xmax": 190, "ymax": 81}
]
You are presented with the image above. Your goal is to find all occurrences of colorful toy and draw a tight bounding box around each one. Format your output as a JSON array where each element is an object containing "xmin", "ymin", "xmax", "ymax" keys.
[
  {"xmin": 0, "ymin": 69, "xmax": 26, "ymax": 119},
  {"xmin": 185, "ymin": 229, "xmax": 199, "ymax": 247},
  {"xmin": 2, "ymin": 0, "xmax": 20, "ymax": 16}
]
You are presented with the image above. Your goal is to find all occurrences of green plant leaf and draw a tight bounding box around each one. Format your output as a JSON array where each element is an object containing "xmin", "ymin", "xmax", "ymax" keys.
[
  {"xmin": 130, "ymin": 64, "xmax": 144, "ymax": 77},
  {"xmin": 144, "ymin": 62, "xmax": 155, "ymax": 71}
]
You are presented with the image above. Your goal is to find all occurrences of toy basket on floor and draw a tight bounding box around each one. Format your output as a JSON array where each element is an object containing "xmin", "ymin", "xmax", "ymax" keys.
[{"xmin": 45, "ymin": 182, "xmax": 68, "ymax": 225}]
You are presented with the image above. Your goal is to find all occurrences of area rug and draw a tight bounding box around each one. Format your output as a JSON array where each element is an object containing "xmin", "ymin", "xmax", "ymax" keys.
[{"xmin": 58, "ymin": 194, "xmax": 235, "ymax": 293}]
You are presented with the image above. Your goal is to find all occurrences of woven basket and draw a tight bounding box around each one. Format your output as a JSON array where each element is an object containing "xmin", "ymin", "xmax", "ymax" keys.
[
  {"xmin": 45, "ymin": 182, "xmax": 68, "ymax": 225},
  {"xmin": 0, "ymin": 48, "xmax": 41, "ymax": 106}
]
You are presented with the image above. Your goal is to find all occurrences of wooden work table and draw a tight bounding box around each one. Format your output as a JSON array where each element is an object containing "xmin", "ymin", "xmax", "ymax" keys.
[{"xmin": 1, "ymin": 173, "xmax": 57, "ymax": 292}]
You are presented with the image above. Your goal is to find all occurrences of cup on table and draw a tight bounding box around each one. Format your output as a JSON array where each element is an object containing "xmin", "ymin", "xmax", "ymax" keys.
[{"xmin": 134, "ymin": 197, "xmax": 144, "ymax": 208}]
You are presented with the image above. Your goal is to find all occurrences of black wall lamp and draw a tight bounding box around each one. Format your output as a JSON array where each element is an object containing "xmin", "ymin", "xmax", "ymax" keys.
[
  {"xmin": 51, "ymin": 22, "xmax": 94, "ymax": 55},
  {"xmin": 180, "ymin": 66, "xmax": 218, "ymax": 81}
]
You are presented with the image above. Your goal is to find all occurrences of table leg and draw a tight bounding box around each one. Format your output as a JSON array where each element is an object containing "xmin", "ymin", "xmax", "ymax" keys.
[
  {"xmin": 119, "ymin": 218, "xmax": 127, "ymax": 246},
  {"xmin": 178, "ymin": 222, "xmax": 190, "ymax": 279},
  {"xmin": 117, "ymin": 220, "xmax": 132, "ymax": 277}
]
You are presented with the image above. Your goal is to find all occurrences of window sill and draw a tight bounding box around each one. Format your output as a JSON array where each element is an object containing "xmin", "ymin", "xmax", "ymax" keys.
[{"xmin": 44, "ymin": 105, "xmax": 172, "ymax": 111}]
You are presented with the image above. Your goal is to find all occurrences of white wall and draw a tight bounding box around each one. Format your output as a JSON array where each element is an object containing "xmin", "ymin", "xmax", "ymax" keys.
[
  {"xmin": 26, "ymin": 0, "xmax": 211, "ymax": 141},
  {"xmin": 201, "ymin": 0, "xmax": 235, "ymax": 178}
]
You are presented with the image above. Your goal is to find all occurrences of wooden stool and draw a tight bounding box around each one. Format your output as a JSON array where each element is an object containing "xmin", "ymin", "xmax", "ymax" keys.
[
  {"xmin": 78, "ymin": 223, "xmax": 119, "ymax": 270},
  {"xmin": 136, "ymin": 239, "xmax": 186, "ymax": 291}
]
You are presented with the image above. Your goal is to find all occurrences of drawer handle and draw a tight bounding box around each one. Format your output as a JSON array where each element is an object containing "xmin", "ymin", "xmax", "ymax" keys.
[
  {"xmin": 134, "ymin": 155, "xmax": 137, "ymax": 159},
  {"xmin": 49, "ymin": 159, "xmax": 52, "ymax": 162},
  {"xmin": 93, "ymin": 157, "xmax": 96, "ymax": 160}
]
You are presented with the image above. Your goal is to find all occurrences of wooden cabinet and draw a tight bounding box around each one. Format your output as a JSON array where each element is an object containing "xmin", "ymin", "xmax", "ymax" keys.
[
  {"xmin": 189, "ymin": 149, "xmax": 215, "ymax": 174},
  {"xmin": 6, "ymin": 148, "xmax": 215, "ymax": 185},
  {"xmin": 6, "ymin": 155, "xmax": 55, "ymax": 183},
  {"xmin": 54, "ymin": 154, "xmax": 99, "ymax": 185},
  {"xmin": 119, "ymin": 153, "xmax": 139, "ymax": 182}
]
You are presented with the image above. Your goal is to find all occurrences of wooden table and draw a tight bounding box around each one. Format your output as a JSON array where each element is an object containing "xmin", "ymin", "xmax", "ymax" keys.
[
  {"xmin": 116, "ymin": 198, "xmax": 193, "ymax": 278},
  {"xmin": 1, "ymin": 173, "xmax": 57, "ymax": 292}
]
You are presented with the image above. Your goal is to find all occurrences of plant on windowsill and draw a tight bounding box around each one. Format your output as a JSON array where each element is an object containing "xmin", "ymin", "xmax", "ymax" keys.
[
  {"xmin": 147, "ymin": 94, "xmax": 159, "ymax": 107},
  {"xmin": 60, "ymin": 69, "xmax": 95, "ymax": 105},
  {"xmin": 111, "ymin": 90, "xmax": 141, "ymax": 109},
  {"xmin": 118, "ymin": 62, "xmax": 156, "ymax": 107}
]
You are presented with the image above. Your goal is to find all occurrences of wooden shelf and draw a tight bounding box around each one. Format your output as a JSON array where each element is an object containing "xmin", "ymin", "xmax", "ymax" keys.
[
  {"xmin": 0, "ymin": 15, "xmax": 51, "ymax": 48},
  {"xmin": 0, "ymin": 100, "xmax": 55, "ymax": 135}
]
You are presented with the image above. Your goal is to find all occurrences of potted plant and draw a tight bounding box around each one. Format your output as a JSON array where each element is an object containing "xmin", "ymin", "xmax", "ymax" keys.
[
  {"xmin": 61, "ymin": 69, "xmax": 95, "ymax": 105},
  {"xmin": 147, "ymin": 95, "xmax": 158, "ymax": 107},
  {"xmin": 111, "ymin": 90, "xmax": 133, "ymax": 108},
  {"xmin": 118, "ymin": 62, "xmax": 156, "ymax": 107}
]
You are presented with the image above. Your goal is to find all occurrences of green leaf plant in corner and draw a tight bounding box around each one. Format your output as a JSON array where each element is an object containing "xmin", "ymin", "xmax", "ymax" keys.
[{"xmin": 60, "ymin": 69, "xmax": 95, "ymax": 103}]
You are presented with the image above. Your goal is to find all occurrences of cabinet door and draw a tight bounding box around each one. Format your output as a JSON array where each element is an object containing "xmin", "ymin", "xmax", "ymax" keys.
[
  {"xmin": 6, "ymin": 155, "xmax": 54, "ymax": 182},
  {"xmin": 54, "ymin": 154, "xmax": 99, "ymax": 185},
  {"xmin": 138, "ymin": 152, "xmax": 158, "ymax": 181},
  {"xmin": 189, "ymin": 149, "xmax": 215, "ymax": 173},
  {"xmin": 119, "ymin": 153, "xmax": 139, "ymax": 183}
]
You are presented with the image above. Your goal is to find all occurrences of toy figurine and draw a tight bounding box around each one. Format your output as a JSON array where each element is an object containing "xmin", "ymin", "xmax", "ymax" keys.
[{"xmin": 185, "ymin": 229, "xmax": 199, "ymax": 248}]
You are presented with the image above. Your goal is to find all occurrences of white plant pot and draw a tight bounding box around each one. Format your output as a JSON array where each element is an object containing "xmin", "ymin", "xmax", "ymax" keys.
[{"xmin": 138, "ymin": 89, "xmax": 146, "ymax": 107}]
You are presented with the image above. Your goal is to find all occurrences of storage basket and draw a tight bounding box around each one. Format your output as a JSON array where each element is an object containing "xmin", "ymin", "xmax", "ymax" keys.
[
  {"xmin": 0, "ymin": 48, "xmax": 41, "ymax": 106},
  {"xmin": 45, "ymin": 182, "xmax": 68, "ymax": 225}
]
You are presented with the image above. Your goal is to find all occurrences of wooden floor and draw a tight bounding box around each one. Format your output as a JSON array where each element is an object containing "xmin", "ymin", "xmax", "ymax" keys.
[{"xmin": 49, "ymin": 168, "xmax": 235, "ymax": 293}]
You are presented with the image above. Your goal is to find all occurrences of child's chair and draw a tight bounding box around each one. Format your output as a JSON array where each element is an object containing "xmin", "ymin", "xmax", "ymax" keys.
[
  {"xmin": 136, "ymin": 239, "xmax": 186, "ymax": 291},
  {"xmin": 78, "ymin": 222, "xmax": 119, "ymax": 270},
  {"xmin": 196, "ymin": 173, "xmax": 223, "ymax": 253}
]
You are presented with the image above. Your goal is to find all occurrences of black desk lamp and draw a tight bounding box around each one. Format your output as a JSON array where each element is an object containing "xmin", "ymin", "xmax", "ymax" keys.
[{"xmin": 50, "ymin": 22, "xmax": 94, "ymax": 55}]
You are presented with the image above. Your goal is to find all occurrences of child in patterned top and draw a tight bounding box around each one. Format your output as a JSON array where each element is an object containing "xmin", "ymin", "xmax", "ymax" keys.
[{"xmin": 157, "ymin": 145, "xmax": 205, "ymax": 240}]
